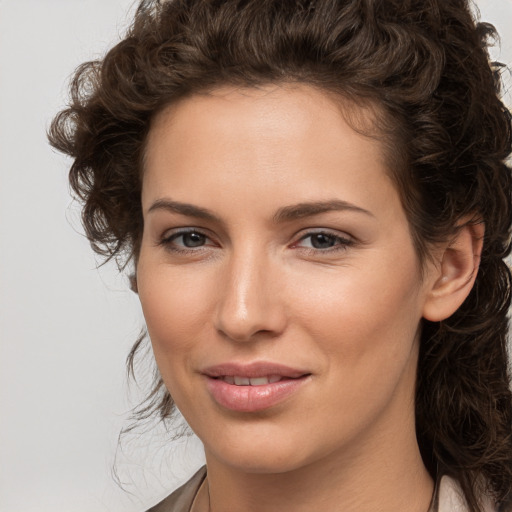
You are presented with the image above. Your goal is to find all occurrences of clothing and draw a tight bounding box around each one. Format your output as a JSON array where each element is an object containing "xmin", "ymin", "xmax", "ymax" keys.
[
  {"xmin": 145, "ymin": 466, "xmax": 498, "ymax": 512},
  {"xmin": 146, "ymin": 467, "xmax": 206, "ymax": 512},
  {"xmin": 433, "ymin": 475, "xmax": 496, "ymax": 512}
]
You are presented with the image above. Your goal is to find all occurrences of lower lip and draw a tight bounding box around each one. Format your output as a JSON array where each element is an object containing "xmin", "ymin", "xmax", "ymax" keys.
[{"xmin": 205, "ymin": 376, "xmax": 309, "ymax": 412}]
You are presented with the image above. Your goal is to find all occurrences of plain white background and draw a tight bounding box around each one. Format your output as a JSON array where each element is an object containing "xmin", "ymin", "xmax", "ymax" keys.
[{"xmin": 0, "ymin": 1, "xmax": 511, "ymax": 511}]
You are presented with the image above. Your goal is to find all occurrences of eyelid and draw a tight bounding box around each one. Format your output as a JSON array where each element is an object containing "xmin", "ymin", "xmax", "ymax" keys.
[
  {"xmin": 157, "ymin": 226, "xmax": 355, "ymax": 255},
  {"xmin": 292, "ymin": 228, "xmax": 355, "ymax": 252},
  {"xmin": 158, "ymin": 227, "xmax": 217, "ymax": 251}
]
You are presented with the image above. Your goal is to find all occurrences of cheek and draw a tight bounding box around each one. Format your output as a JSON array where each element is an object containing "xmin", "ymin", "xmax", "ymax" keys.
[
  {"xmin": 136, "ymin": 259, "xmax": 216, "ymax": 412},
  {"xmin": 286, "ymin": 262, "xmax": 424, "ymax": 446},
  {"xmin": 287, "ymin": 255, "xmax": 424, "ymax": 372},
  {"xmin": 136, "ymin": 259, "xmax": 213, "ymax": 359}
]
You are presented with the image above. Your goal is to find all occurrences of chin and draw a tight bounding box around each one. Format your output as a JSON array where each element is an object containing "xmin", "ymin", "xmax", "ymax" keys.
[
  {"xmin": 201, "ymin": 422, "xmax": 328, "ymax": 475},
  {"xmin": 214, "ymin": 449, "xmax": 308, "ymax": 475}
]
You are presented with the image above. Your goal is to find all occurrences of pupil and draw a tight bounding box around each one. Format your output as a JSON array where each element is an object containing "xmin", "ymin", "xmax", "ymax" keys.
[
  {"xmin": 183, "ymin": 232, "xmax": 205, "ymax": 247},
  {"xmin": 312, "ymin": 233, "xmax": 335, "ymax": 249}
]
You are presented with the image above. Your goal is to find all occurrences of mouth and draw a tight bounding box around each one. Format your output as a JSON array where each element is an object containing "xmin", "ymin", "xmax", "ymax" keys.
[
  {"xmin": 203, "ymin": 362, "xmax": 311, "ymax": 412},
  {"xmin": 213, "ymin": 375, "xmax": 298, "ymax": 386},
  {"xmin": 202, "ymin": 361, "xmax": 309, "ymax": 380}
]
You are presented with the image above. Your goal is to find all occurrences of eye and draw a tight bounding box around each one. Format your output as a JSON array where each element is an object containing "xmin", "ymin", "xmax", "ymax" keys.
[
  {"xmin": 175, "ymin": 231, "xmax": 207, "ymax": 248},
  {"xmin": 294, "ymin": 231, "xmax": 353, "ymax": 252},
  {"xmin": 159, "ymin": 228, "xmax": 214, "ymax": 252}
]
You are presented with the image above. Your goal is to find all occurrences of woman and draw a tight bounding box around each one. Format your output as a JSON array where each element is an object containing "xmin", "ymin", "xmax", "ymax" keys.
[{"xmin": 49, "ymin": 0, "xmax": 512, "ymax": 511}]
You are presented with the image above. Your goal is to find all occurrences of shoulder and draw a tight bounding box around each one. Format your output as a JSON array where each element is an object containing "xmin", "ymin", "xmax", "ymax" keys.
[
  {"xmin": 146, "ymin": 466, "xmax": 207, "ymax": 512},
  {"xmin": 436, "ymin": 475, "xmax": 499, "ymax": 512}
]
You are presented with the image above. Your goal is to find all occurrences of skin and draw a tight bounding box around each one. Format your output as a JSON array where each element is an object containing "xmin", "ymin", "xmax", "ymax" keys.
[{"xmin": 136, "ymin": 84, "xmax": 473, "ymax": 512}]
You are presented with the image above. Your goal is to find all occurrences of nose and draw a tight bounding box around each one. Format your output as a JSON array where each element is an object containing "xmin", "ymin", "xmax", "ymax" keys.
[{"xmin": 214, "ymin": 249, "xmax": 287, "ymax": 343}]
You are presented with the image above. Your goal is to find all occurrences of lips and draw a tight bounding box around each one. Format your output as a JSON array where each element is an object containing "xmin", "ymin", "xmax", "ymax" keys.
[
  {"xmin": 203, "ymin": 361, "xmax": 308, "ymax": 379},
  {"xmin": 218, "ymin": 375, "xmax": 283, "ymax": 385},
  {"xmin": 202, "ymin": 362, "xmax": 311, "ymax": 412}
]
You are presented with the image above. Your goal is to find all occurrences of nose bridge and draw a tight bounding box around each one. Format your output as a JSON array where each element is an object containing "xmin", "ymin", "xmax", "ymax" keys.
[{"xmin": 215, "ymin": 242, "xmax": 284, "ymax": 342}]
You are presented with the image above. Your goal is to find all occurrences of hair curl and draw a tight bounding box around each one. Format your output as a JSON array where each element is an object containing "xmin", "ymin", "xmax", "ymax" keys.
[{"xmin": 48, "ymin": 1, "xmax": 512, "ymax": 510}]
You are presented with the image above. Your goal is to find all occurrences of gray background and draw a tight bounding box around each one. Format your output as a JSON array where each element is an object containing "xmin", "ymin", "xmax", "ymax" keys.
[{"xmin": 1, "ymin": 1, "xmax": 511, "ymax": 511}]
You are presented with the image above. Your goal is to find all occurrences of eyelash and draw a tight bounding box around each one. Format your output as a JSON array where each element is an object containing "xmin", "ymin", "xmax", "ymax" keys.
[
  {"xmin": 293, "ymin": 231, "xmax": 354, "ymax": 254},
  {"xmin": 159, "ymin": 228, "xmax": 354, "ymax": 255},
  {"xmin": 159, "ymin": 228, "xmax": 214, "ymax": 255}
]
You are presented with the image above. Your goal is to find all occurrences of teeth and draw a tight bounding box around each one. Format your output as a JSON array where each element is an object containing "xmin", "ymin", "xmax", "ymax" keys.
[
  {"xmin": 249, "ymin": 377, "xmax": 269, "ymax": 386},
  {"xmin": 223, "ymin": 375, "xmax": 283, "ymax": 386}
]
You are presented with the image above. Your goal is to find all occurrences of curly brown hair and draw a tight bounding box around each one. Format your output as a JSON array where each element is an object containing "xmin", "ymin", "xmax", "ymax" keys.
[{"xmin": 48, "ymin": 0, "xmax": 512, "ymax": 510}]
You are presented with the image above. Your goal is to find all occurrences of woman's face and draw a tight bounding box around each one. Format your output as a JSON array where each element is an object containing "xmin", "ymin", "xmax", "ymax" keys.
[{"xmin": 137, "ymin": 84, "xmax": 436, "ymax": 474}]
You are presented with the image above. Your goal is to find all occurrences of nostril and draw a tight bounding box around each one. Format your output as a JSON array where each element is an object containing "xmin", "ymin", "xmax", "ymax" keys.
[{"xmin": 214, "ymin": 268, "xmax": 287, "ymax": 342}]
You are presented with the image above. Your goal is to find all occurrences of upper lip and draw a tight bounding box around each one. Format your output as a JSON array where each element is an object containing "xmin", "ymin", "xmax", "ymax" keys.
[{"xmin": 202, "ymin": 362, "xmax": 310, "ymax": 379}]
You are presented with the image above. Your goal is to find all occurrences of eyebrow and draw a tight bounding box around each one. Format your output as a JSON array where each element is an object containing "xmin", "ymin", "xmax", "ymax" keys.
[
  {"xmin": 148, "ymin": 199, "xmax": 221, "ymax": 222},
  {"xmin": 272, "ymin": 200, "xmax": 374, "ymax": 222},
  {"xmin": 147, "ymin": 198, "xmax": 374, "ymax": 223}
]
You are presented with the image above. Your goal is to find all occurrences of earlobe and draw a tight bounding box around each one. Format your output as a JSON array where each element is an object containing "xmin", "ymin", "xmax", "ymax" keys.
[{"xmin": 422, "ymin": 220, "xmax": 484, "ymax": 322}]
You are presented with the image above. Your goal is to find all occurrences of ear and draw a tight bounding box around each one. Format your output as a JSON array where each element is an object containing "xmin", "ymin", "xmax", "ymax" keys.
[{"xmin": 422, "ymin": 220, "xmax": 484, "ymax": 322}]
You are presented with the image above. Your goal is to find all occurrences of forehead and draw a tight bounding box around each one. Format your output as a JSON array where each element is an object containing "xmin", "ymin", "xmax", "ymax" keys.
[
  {"xmin": 149, "ymin": 83, "xmax": 385, "ymax": 144},
  {"xmin": 143, "ymin": 84, "xmax": 392, "ymax": 193},
  {"xmin": 143, "ymin": 83, "xmax": 398, "ymax": 211}
]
